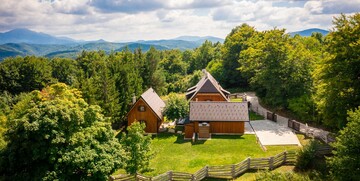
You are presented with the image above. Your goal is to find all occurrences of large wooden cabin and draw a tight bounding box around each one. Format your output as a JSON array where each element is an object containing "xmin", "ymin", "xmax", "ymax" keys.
[
  {"xmin": 127, "ymin": 88, "xmax": 165, "ymax": 133},
  {"xmin": 184, "ymin": 70, "xmax": 249, "ymax": 139},
  {"xmin": 185, "ymin": 101, "xmax": 249, "ymax": 139}
]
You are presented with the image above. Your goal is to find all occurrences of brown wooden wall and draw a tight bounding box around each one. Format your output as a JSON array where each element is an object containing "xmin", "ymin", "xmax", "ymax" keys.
[
  {"xmin": 188, "ymin": 121, "xmax": 245, "ymax": 136},
  {"xmin": 184, "ymin": 123, "xmax": 194, "ymax": 138},
  {"xmin": 209, "ymin": 122, "xmax": 244, "ymax": 134},
  {"xmin": 127, "ymin": 98, "xmax": 161, "ymax": 133},
  {"xmin": 191, "ymin": 93, "xmax": 227, "ymax": 102}
]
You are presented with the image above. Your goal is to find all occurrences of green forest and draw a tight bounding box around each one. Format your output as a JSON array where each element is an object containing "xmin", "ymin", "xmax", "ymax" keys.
[{"xmin": 0, "ymin": 13, "xmax": 359, "ymax": 180}]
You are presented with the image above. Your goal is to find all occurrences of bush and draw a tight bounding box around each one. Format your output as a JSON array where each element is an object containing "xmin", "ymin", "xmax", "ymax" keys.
[
  {"xmin": 296, "ymin": 140, "xmax": 320, "ymax": 170},
  {"xmin": 163, "ymin": 93, "xmax": 189, "ymax": 121},
  {"xmin": 255, "ymin": 171, "xmax": 314, "ymax": 181}
]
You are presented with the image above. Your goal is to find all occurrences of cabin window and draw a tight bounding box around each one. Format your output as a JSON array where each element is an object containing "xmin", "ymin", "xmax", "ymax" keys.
[
  {"xmin": 139, "ymin": 120, "xmax": 147, "ymax": 126},
  {"xmin": 138, "ymin": 105, "xmax": 146, "ymax": 112}
]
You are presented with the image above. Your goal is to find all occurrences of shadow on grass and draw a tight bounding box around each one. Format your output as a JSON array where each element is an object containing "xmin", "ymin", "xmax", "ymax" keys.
[
  {"xmin": 202, "ymin": 177, "xmax": 231, "ymax": 181},
  {"xmin": 211, "ymin": 135, "xmax": 245, "ymax": 140},
  {"xmin": 152, "ymin": 133, "xmax": 246, "ymax": 145}
]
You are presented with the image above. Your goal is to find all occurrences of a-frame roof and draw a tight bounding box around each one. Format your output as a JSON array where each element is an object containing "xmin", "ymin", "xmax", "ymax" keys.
[
  {"xmin": 185, "ymin": 69, "xmax": 230, "ymax": 100},
  {"xmin": 127, "ymin": 88, "xmax": 165, "ymax": 120}
]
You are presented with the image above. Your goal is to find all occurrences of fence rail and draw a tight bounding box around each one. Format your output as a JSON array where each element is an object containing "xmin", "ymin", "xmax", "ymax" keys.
[{"xmin": 109, "ymin": 150, "xmax": 296, "ymax": 181}]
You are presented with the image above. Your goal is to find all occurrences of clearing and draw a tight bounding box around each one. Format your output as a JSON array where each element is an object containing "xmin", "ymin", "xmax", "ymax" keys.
[{"xmin": 145, "ymin": 133, "xmax": 305, "ymax": 176}]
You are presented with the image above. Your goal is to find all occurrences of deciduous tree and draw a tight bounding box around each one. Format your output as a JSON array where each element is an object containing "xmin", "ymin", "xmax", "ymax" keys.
[
  {"xmin": 313, "ymin": 13, "xmax": 360, "ymax": 129},
  {"xmin": 120, "ymin": 122, "xmax": 153, "ymax": 174},
  {"xmin": 0, "ymin": 83, "xmax": 126, "ymax": 180},
  {"xmin": 327, "ymin": 107, "xmax": 360, "ymax": 181},
  {"xmin": 163, "ymin": 93, "xmax": 189, "ymax": 121}
]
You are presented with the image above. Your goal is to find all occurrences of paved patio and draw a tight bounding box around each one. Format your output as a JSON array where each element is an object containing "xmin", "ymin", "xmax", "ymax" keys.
[
  {"xmin": 250, "ymin": 120, "xmax": 301, "ymax": 146},
  {"xmin": 244, "ymin": 122, "xmax": 255, "ymax": 134}
]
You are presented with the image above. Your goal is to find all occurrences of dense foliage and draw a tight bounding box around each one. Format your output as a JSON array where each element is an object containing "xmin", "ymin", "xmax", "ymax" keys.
[
  {"xmin": 120, "ymin": 122, "xmax": 153, "ymax": 174},
  {"xmin": 313, "ymin": 13, "xmax": 360, "ymax": 129},
  {"xmin": 295, "ymin": 140, "xmax": 321, "ymax": 171},
  {"xmin": 255, "ymin": 171, "xmax": 318, "ymax": 181},
  {"xmin": 0, "ymin": 83, "xmax": 126, "ymax": 180},
  {"xmin": 327, "ymin": 107, "xmax": 360, "ymax": 181},
  {"xmin": 0, "ymin": 12, "xmax": 359, "ymax": 180},
  {"xmin": 163, "ymin": 93, "xmax": 190, "ymax": 121}
]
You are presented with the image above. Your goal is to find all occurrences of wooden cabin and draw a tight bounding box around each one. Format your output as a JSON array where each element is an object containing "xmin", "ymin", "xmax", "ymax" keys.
[
  {"xmin": 185, "ymin": 102, "xmax": 249, "ymax": 139},
  {"xmin": 184, "ymin": 70, "xmax": 249, "ymax": 139},
  {"xmin": 127, "ymin": 88, "xmax": 165, "ymax": 133},
  {"xmin": 185, "ymin": 69, "xmax": 230, "ymax": 102}
]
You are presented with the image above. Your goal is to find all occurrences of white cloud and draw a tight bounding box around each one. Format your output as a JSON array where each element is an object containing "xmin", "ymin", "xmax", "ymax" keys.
[
  {"xmin": 305, "ymin": 0, "xmax": 360, "ymax": 14},
  {"xmin": 0, "ymin": 0, "xmax": 358, "ymax": 41}
]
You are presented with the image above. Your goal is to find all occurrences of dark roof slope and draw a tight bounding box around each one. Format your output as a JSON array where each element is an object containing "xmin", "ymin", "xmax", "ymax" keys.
[
  {"xmin": 185, "ymin": 69, "xmax": 230, "ymax": 100},
  {"xmin": 140, "ymin": 88, "xmax": 165, "ymax": 119}
]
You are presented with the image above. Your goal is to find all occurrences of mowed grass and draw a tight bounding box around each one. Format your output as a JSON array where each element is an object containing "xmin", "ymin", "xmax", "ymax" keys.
[
  {"xmin": 145, "ymin": 133, "xmax": 303, "ymax": 176},
  {"xmin": 249, "ymin": 111, "xmax": 264, "ymax": 120}
]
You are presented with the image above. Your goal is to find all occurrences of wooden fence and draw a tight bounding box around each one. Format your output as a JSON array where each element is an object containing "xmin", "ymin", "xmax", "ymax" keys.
[
  {"xmin": 109, "ymin": 151, "xmax": 296, "ymax": 181},
  {"xmin": 266, "ymin": 112, "xmax": 277, "ymax": 122},
  {"xmin": 288, "ymin": 119, "xmax": 301, "ymax": 132}
]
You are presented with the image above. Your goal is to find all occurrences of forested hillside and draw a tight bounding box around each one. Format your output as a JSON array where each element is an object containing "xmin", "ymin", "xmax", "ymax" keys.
[{"xmin": 0, "ymin": 13, "xmax": 359, "ymax": 180}]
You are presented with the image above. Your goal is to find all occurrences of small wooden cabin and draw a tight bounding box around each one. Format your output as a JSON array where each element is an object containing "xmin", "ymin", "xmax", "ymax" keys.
[
  {"xmin": 127, "ymin": 88, "xmax": 165, "ymax": 133},
  {"xmin": 185, "ymin": 101, "xmax": 249, "ymax": 139},
  {"xmin": 186, "ymin": 69, "xmax": 230, "ymax": 102}
]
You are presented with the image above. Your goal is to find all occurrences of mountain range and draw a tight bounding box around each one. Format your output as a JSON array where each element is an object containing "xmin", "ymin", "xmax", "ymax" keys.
[{"xmin": 0, "ymin": 28, "xmax": 329, "ymax": 61}]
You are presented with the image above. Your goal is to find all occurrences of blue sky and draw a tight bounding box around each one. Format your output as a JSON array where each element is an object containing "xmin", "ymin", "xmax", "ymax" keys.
[{"xmin": 0, "ymin": 0, "xmax": 359, "ymax": 41}]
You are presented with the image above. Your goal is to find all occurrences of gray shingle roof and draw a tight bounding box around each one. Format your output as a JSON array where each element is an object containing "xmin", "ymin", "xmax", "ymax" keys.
[
  {"xmin": 140, "ymin": 88, "xmax": 165, "ymax": 119},
  {"xmin": 189, "ymin": 101, "xmax": 249, "ymax": 122},
  {"xmin": 186, "ymin": 69, "xmax": 230, "ymax": 100}
]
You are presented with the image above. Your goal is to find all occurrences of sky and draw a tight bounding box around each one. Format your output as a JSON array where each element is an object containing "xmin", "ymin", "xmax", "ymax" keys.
[{"xmin": 0, "ymin": 0, "xmax": 359, "ymax": 42}]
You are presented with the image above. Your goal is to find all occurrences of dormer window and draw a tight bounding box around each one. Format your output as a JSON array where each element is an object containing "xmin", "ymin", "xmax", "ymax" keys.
[{"xmin": 138, "ymin": 105, "xmax": 146, "ymax": 112}]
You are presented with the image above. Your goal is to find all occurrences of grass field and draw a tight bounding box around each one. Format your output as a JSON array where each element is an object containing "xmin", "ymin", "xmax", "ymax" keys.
[
  {"xmin": 249, "ymin": 111, "xmax": 264, "ymax": 120},
  {"xmin": 143, "ymin": 133, "xmax": 305, "ymax": 176}
]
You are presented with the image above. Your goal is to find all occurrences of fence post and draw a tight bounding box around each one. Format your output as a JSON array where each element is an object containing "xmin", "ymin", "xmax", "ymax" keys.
[
  {"xmin": 231, "ymin": 164, "xmax": 236, "ymax": 179},
  {"xmin": 205, "ymin": 166, "xmax": 209, "ymax": 177},
  {"xmin": 269, "ymin": 157, "xmax": 274, "ymax": 170},
  {"xmin": 247, "ymin": 157, "xmax": 251, "ymax": 169},
  {"xmin": 108, "ymin": 176, "xmax": 115, "ymax": 181},
  {"xmin": 191, "ymin": 174, "xmax": 195, "ymax": 181},
  {"xmin": 283, "ymin": 151, "xmax": 287, "ymax": 164},
  {"xmin": 168, "ymin": 171, "xmax": 173, "ymax": 180}
]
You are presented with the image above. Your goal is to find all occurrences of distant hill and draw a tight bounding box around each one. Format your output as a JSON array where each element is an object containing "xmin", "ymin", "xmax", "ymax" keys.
[
  {"xmin": 0, "ymin": 28, "xmax": 78, "ymax": 44},
  {"xmin": 0, "ymin": 28, "xmax": 224, "ymax": 60},
  {"xmin": 173, "ymin": 36, "xmax": 224, "ymax": 43},
  {"xmin": 136, "ymin": 39, "xmax": 201, "ymax": 50},
  {"xmin": 289, "ymin": 28, "xmax": 329, "ymax": 37},
  {"xmin": 116, "ymin": 43, "xmax": 168, "ymax": 51}
]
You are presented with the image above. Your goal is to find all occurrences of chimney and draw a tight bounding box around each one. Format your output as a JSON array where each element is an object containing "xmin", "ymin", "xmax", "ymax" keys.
[{"xmin": 132, "ymin": 94, "xmax": 136, "ymax": 104}]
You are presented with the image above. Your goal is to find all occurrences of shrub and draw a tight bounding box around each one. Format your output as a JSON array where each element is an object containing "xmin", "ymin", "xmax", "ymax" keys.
[
  {"xmin": 296, "ymin": 140, "xmax": 320, "ymax": 170},
  {"xmin": 255, "ymin": 171, "xmax": 313, "ymax": 181}
]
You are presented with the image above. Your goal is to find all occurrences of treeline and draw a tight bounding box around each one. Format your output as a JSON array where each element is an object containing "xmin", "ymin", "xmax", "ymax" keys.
[
  {"xmin": 0, "ymin": 47, "xmax": 211, "ymax": 126},
  {"xmin": 1, "ymin": 13, "xmax": 359, "ymax": 132},
  {"xmin": 211, "ymin": 13, "xmax": 360, "ymax": 131}
]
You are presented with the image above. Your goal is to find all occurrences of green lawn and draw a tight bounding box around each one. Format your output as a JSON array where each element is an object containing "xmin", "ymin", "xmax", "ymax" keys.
[
  {"xmin": 144, "ymin": 133, "xmax": 303, "ymax": 176},
  {"xmin": 230, "ymin": 98, "xmax": 243, "ymax": 102},
  {"xmin": 249, "ymin": 111, "xmax": 264, "ymax": 120}
]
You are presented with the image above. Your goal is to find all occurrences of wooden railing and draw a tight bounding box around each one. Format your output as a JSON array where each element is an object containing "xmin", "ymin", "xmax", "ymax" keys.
[{"xmin": 109, "ymin": 150, "xmax": 296, "ymax": 181}]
